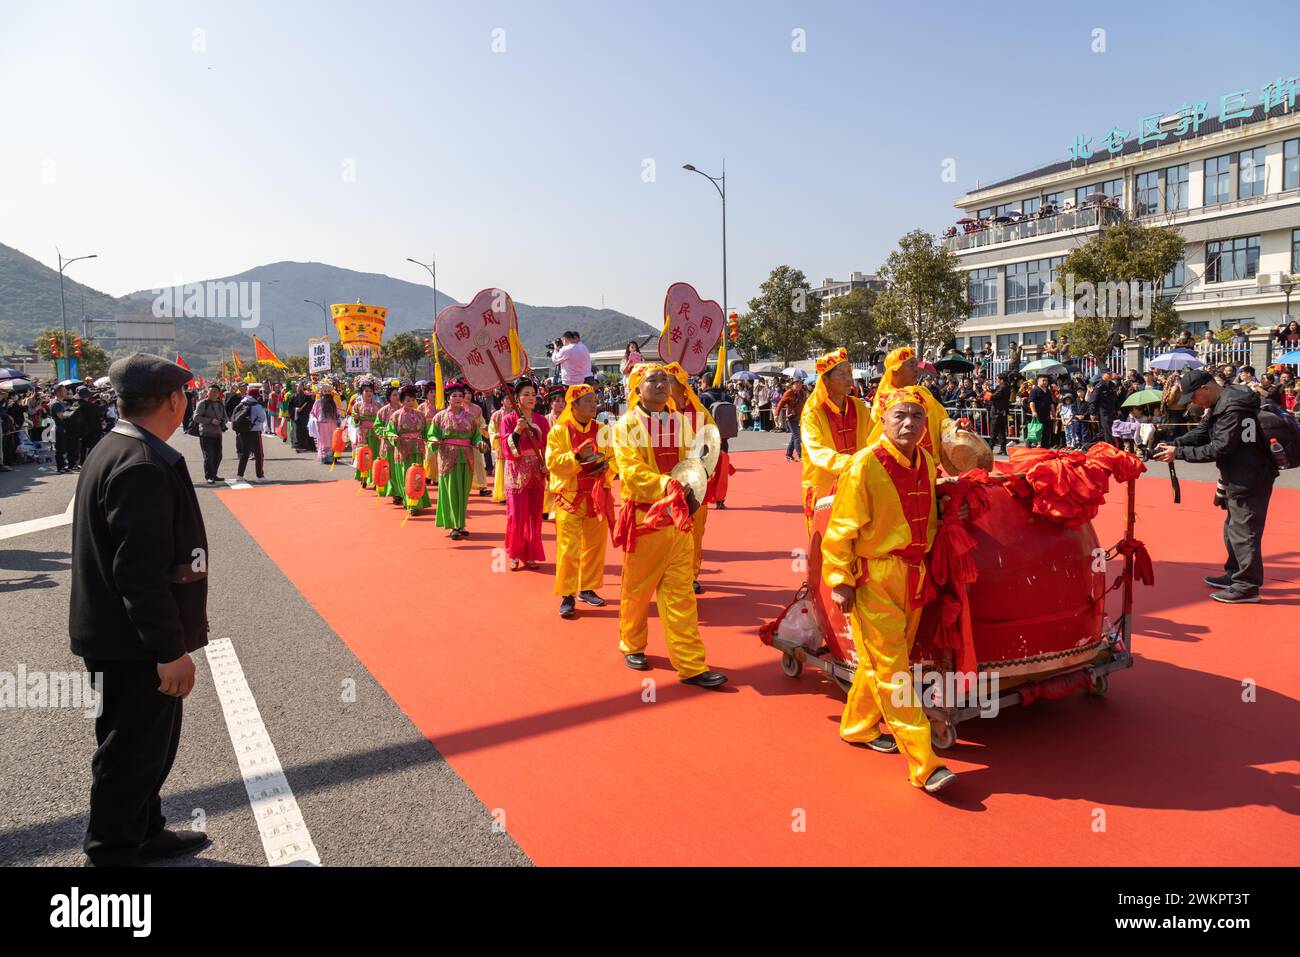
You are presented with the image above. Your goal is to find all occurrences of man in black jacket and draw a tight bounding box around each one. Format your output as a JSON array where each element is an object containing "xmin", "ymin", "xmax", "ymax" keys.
[
  {"xmin": 69, "ymin": 353, "xmax": 212, "ymax": 865},
  {"xmin": 1155, "ymin": 368, "xmax": 1279, "ymax": 604},
  {"xmin": 1094, "ymin": 372, "xmax": 1121, "ymax": 447},
  {"xmin": 988, "ymin": 373, "xmax": 1012, "ymax": 453}
]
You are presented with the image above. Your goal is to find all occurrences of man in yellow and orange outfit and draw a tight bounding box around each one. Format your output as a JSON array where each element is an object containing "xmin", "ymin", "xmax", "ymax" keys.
[
  {"xmin": 612, "ymin": 363, "xmax": 726, "ymax": 688},
  {"xmin": 868, "ymin": 347, "xmax": 955, "ymax": 466},
  {"xmin": 545, "ymin": 384, "xmax": 615, "ymax": 620},
  {"xmin": 822, "ymin": 388, "xmax": 957, "ymax": 795},
  {"xmin": 664, "ymin": 361, "xmax": 717, "ymax": 595},
  {"xmin": 800, "ymin": 347, "xmax": 874, "ymax": 535}
]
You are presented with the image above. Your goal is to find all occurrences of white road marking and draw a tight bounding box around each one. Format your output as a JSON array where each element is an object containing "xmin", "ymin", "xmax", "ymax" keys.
[
  {"xmin": 0, "ymin": 495, "xmax": 76, "ymax": 541},
  {"xmin": 204, "ymin": 638, "xmax": 321, "ymax": 867},
  {"xmin": 225, "ymin": 477, "xmax": 252, "ymax": 490}
]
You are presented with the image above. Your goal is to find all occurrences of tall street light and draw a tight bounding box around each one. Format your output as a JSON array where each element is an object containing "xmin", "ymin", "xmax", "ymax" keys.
[
  {"xmin": 682, "ymin": 161, "xmax": 727, "ymax": 327},
  {"xmin": 407, "ymin": 257, "xmax": 438, "ymax": 378},
  {"xmin": 57, "ymin": 249, "xmax": 97, "ymax": 377},
  {"xmin": 303, "ymin": 298, "xmax": 331, "ymax": 337}
]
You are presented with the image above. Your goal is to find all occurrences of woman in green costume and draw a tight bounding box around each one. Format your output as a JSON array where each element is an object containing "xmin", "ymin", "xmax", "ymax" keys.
[
  {"xmin": 379, "ymin": 385, "xmax": 432, "ymax": 514},
  {"xmin": 425, "ymin": 379, "xmax": 488, "ymax": 540}
]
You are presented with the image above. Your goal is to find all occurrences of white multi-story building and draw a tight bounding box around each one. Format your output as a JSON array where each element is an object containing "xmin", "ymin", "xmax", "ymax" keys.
[
  {"xmin": 944, "ymin": 102, "xmax": 1300, "ymax": 356},
  {"xmin": 810, "ymin": 271, "xmax": 884, "ymax": 326}
]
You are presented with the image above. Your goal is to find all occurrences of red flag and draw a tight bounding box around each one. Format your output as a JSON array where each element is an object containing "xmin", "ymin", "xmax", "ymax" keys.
[
  {"xmin": 252, "ymin": 335, "xmax": 288, "ymax": 369},
  {"xmin": 175, "ymin": 353, "xmax": 194, "ymax": 385}
]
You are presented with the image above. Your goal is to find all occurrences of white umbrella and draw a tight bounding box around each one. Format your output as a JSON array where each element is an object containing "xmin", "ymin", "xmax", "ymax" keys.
[
  {"xmin": 94, "ymin": 376, "xmax": 112, "ymax": 388},
  {"xmin": 782, "ymin": 367, "xmax": 808, "ymax": 379}
]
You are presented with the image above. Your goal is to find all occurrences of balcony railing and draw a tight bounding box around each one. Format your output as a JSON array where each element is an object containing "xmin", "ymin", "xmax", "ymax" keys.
[
  {"xmin": 1162, "ymin": 281, "xmax": 1296, "ymax": 304},
  {"xmin": 942, "ymin": 205, "xmax": 1124, "ymax": 252}
]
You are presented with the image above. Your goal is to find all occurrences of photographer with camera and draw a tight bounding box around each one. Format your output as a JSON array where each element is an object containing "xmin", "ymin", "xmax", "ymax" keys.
[{"xmin": 551, "ymin": 330, "xmax": 594, "ymax": 387}]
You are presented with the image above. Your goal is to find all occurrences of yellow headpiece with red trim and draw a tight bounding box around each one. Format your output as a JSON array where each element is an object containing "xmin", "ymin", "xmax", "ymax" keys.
[
  {"xmin": 555, "ymin": 383, "xmax": 596, "ymax": 430},
  {"xmin": 805, "ymin": 347, "xmax": 852, "ymax": 419},
  {"xmin": 662, "ymin": 361, "xmax": 707, "ymax": 417},
  {"xmin": 880, "ymin": 385, "xmax": 928, "ymax": 412},
  {"xmin": 626, "ymin": 361, "xmax": 667, "ymax": 413},
  {"xmin": 882, "ymin": 347, "xmax": 917, "ymax": 389}
]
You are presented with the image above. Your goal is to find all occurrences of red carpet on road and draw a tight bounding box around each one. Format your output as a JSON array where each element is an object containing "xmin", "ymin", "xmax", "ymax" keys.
[{"xmin": 217, "ymin": 451, "xmax": 1299, "ymax": 866}]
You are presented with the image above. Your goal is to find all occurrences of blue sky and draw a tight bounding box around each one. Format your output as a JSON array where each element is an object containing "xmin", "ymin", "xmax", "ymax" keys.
[{"xmin": 2, "ymin": 0, "xmax": 1297, "ymax": 325}]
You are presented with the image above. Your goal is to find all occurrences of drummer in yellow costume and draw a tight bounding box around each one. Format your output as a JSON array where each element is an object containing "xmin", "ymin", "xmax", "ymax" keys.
[
  {"xmin": 800, "ymin": 347, "xmax": 874, "ymax": 534},
  {"xmin": 664, "ymin": 361, "xmax": 716, "ymax": 595},
  {"xmin": 868, "ymin": 346, "xmax": 956, "ymax": 469},
  {"xmin": 822, "ymin": 387, "xmax": 956, "ymax": 795},
  {"xmin": 545, "ymin": 384, "xmax": 615, "ymax": 620},
  {"xmin": 611, "ymin": 363, "xmax": 727, "ymax": 688}
]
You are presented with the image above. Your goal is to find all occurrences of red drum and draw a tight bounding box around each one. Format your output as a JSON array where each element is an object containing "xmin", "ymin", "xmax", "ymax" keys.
[{"xmin": 808, "ymin": 486, "xmax": 1107, "ymax": 684}]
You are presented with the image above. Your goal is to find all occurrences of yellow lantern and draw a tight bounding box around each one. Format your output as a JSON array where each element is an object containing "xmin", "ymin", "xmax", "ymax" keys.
[{"xmin": 332, "ymin": 300, "xmax": 388, "ymax": 354}]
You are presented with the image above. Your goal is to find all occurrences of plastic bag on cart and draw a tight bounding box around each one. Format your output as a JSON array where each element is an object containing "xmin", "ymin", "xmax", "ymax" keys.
[{"xmin": 775, "ymin": 597, "xmax": 823, "ymax": 651}]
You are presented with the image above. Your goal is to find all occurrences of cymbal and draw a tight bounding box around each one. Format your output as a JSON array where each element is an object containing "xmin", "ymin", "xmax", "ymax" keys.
[
  {"xmin": 687, "ymin": 423, "xmax": 722, "ymax": 475},
  {"xmin": 943, "ymin": 429, "xmax": 994, "ymax": 472},
  {"xmin": 670, "ymin": 459, "xmax": 708, "ymax": 512}
]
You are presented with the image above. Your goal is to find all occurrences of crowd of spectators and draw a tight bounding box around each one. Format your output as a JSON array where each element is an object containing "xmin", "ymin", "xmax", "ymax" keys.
[{"xmin": 1, "ymin": 378, "xmax": 117, "ymax": 474}]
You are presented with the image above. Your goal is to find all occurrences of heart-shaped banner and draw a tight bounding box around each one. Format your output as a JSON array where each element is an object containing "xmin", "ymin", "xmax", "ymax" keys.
[
  {"xmin": 435, "ymin": 287, "xmax": 529, "ymax": 392},
  {"xmin": 659, "ymin": 282, "xmax": 724, "ymax": 376}
]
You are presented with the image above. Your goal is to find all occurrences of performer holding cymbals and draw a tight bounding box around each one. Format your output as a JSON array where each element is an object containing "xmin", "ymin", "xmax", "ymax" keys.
[
  {"xmin": 800, "ymin": 347, "xmax": 874, "ymax": 535},
  {"xmin": 611, "ymin": 363, "xmax": 726, "ymax": 688},
  {"xmin": 663, "ymin": 361, "xmax": 722, "ymax": 594},
  {"xmin": 545, "ymin": 384, "xmax": 616, "ymax": 618}
]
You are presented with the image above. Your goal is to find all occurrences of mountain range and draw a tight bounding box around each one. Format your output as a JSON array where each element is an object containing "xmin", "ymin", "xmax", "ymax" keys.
[{"xmin": 0, "ymin": 242, "xmax": 657, "ymax": 374}]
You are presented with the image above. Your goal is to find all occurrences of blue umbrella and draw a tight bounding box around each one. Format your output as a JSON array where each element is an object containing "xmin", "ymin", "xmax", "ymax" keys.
[
  {"xmin": 1275, "ymin": 349, "xmax": 1300, "ymax": 365},
  {"xmin": 730, "ymin": 370, "xmax": 758, "ymax": 381},
  {"xmin": 1148, "ymin": 352, "xmax": 1204, "ymax": 371}
]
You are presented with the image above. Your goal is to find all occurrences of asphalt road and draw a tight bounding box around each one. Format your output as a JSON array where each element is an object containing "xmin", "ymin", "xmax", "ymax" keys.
[
  {"xmin": 0, "ymin": 422, "xmax": 1288, "ymax": 868},
  {"xmin": 0, "ymin": 428, "xmax": 528, "ymax": 867}
]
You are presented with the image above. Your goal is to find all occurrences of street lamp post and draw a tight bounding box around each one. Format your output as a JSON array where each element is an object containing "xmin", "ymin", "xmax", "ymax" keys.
[
  {"xmin": 407, "ymin": 257, "xmax": 438, "ymax": 379},
  {"xmin": 57, "ymin": 249, "xmax": 97, "ymax": 378},
  {"xmin": 682, "ymin": 161, "xmax": 727, "ymax": 332}
]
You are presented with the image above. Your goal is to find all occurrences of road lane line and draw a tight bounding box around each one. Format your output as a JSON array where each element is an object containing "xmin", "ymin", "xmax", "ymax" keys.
[
  {"xmin": 204, "ymin": 638, "xmax": 321, "ymax": 866},
  {"xmin": 0, "ymin": 495, "xmax": 75, "ymax": 541}
]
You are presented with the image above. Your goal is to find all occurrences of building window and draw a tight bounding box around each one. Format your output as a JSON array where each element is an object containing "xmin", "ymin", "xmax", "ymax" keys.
[
  {"xmin": 1021, "ymin": 330, "xmax": 1047, "ymax": 346},
  {"xmin": 995, "ymin": 202, "xmax": 1018, "ymax": 217},
  {"xmin": 968, "ymin": 335, "xmax": 991, "ymax": 350},
  {"xmin": 1162, "ymin": 254, "xmax": 1186, "ymax": 292},
  {"xmin": 1206, "ymin": 235, "xmax": 1260, "ymax": 283},
  {"xmin": 1285, "ymin": 139, "xmax": 1299, "ymax": 191},
  {"xmin": 1075, "ymin": 185, "xmax": 1096, "ymax": 207},
  {"xmin": 1293, "ymin": 228, "xmax": 1299, "ymax": 274},
  {"xmin": 1238, "ymin": 146, "xmax": 1266, "ymax": 198},
  {"xmin": 1165, "ymin": 164, "xmax": 1189, "ymax": 210},
  {"xmin": 1101, "ymin": 178, "xmax": 1123, "ymax": 204},
  {"xmin": 977, "ymin": 207, "xmax": 994, "ymax": 220},
  {"xmin": 996, "ymin": 333, "xmax": 1019, "ymax": 353},
  {"xmin": 968, "ymin": 267, "xmax": 998, "ymax": 318},
  {"xmin": 1005, "ymin": 256, "xmax": 1064, "ymax": 313},
  {"xmin": 1022, "ymin": 196, "xmax": 1041, "ymax": 216},
  {"xmin": 1204, "ymin": 154, "xmax": 1232, "ymax": 205},
  {"xmin": 1183, "ymin": 321, "xmax": 1210, "ymax": 335},
  {"xmin": 1044, "ymin": 191, "xmax": 1064, "ymax": 210},
  {"xmin": 1136, "ymin": 171, "xmax": 1160, "ymax": 215}
]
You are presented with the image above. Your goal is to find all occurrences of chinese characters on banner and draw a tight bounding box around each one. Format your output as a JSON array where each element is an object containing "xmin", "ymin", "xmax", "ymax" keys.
[
  {"xmin": 308, "ymin": 337, "xmax": 331, "ymax": 373},
  {"xmin": 1067, "ymin": 75, "xmax": 1298, "ymax": 161},
  {"xmin": 346, "ymin": 349, "xmax": 371, "ymax": 374},
  {"xmin": 659, "ymin": 282, "xmax": 724, "ymax": 376},
  {"xmin": 433, "ymin": 287, "xmax": 529, "ymax": 392}
]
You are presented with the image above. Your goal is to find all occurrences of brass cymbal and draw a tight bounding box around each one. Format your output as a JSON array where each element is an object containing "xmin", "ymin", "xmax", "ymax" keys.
[
  {"xmin": 687, "ymin": 422, "xmax": 722, "ymax": 475},
  {"xmin": 669, "ymin": 459, "xmax": 708, "ymax": 512}
]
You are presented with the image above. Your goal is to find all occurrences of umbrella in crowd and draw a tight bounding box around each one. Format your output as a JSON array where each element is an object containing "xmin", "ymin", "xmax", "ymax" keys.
[
  {"xmin": 1274, "ymin": 349, "xmax": 1300, "ymax": 365},
  {"xmin": 0, "ymin": 377, "xmax": 32, "ymax": 392},
  {"xmin": 0, "ymin": 367, "xmax": 29, "ymax": 383},
  {"xmin": 1020, "ymin": 358, "xmax": 1069, "ymax": 376},
  {"xmin": 915, "ymin": 360, "xmax": 937, "ymax": 374},
  {"xmin": 57, "ymin": 379, "xmax": 81, "ymax": 389},
  {"xmin": 1148, "ymin": 352, "xmax": 1204, "ymax": 371},
  {"xmin": 730, "ymin": 371, "xmax": 758, "ymax": 381},
  {"xmin": 782, "ymin": 367, "xmax": 808, "ymax": 379},
  {"xmin": 934, "ymin": 351, "xmax": 975, "ymax": 373},
  {"xmin": 1121, "ymin": 389, "xmax": 1165, "ymax": 409},
  {"xmin": 94, "ymin": 376, "xmax": 112, "ymax": 388}
]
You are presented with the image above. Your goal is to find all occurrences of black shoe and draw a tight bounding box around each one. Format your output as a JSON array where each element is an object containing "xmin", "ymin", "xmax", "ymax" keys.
[
  {"xmin": 1203, "ymin": 574, "xmax": 1233, "ymax": 589},
  {"xmin": 923, "ymin": 767, "xmax": 957, "ymax": 794},
  {"xmin": 457, "ymin": 529, "xmax": 469, "ymax": 538},
  {"xmin": 478, "ymin": 488, "xmax": 490, "ymax": 496},
  {"xmin": 860, "ymin": 734, "xmax": 898, "ymax": 754},
  {"xmin": 140, "ymin": 828, "xmax": 210, "ymax": 860},
  {"xmin": 692, "ymin": 580, "xmax": 702, "ymax": 595},
  {"xmin": 212, "ymin": 475, "xmax": 223, "ymax": 482},
  {"xmin": 559, "ymin": 596, "xmax": 576, "ymax": 618},
  {"xmin": 577, "ymin": 590, "xmax": 605, "ymax": 607},
  {"xmin": 624, "ymin": 653, "xmax": 649, "ymax": 671},
  {"xmin": 681, "ymin": 670, "xmax": 728, "ymax": 689},
  {"xmin": 716, "ymin": 501, "xmax": 727, "ymax": 510},
  {"xmin": 1211, "ymin": 589, "xmax": 1260, "ymax": 604}
]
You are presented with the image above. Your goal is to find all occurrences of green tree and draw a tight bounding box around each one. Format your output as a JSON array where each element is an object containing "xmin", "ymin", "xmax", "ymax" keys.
[
  {"xmin": 818, "ymin": 287, "xmax": 880, "ymax": 365},
  {"xmin": 33, "ymin": 327, "xmax": 110, "ymax": 379},
  {"xmin": 745, "ymin": 265, "xmax": 821, "ymax": 364},
  {"xmin": 381, "ymin": 332, "xmax": 426, "ymax": 379},
  {"xmin": 1056, "ymin": 219, "xmax": 1184, "ymax": 341},
  {"xmin": 873, "ymin": 229, "xmax": 971, "ymax": 353}
]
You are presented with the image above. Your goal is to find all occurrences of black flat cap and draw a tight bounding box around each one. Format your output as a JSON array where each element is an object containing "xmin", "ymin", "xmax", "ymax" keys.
[
  {"xmin": 108, "ymin": 353, "xmax": 193, "ymax": 399},
  {"xmin": 1170, "ymin": 368, "xmax": 1216, "ymax": 409}
]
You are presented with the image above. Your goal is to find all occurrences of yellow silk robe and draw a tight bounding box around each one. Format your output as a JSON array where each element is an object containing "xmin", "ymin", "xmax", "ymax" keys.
[{"xmin": 545, "ymin": 417, "xmax": 613, "ymax": 597}]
